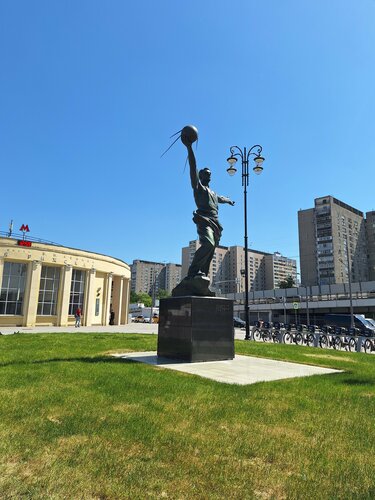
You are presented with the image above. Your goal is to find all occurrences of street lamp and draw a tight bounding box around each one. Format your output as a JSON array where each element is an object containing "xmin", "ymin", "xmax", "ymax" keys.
[
  {"xmin": 339, "ymin": 235, "xmax": 355, "ymax": 328},
  {"xmin": 296, "ymin": 272, "xmax": 310, "ymax": 326},
  {"xmin": 305, "ymin": 286, "xmax": 310, "ymax": 325},
  {"xmin": 212, "ymin": 279, "xmax": 240, "ymax": 295},
  {"xmin": 150, "ymin": 264, "xmax": 164, "ymax": 322},
  {"xmin": 226, "ymin": 145, "xmax": 265, "ymax": 340}
]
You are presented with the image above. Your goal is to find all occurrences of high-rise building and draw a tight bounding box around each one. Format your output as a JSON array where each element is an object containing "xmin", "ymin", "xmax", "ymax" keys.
[
  {"xmin": 181, "ymin": 240, "xmax": 229, "ymax": 289},
  {"xmin": 298, "ymin": 196, "xmax": 369, "ymax": 286},
  {"xmin": 160, "ymin": 263, "xmax": 183, "ymax": 294},
  {"xmin": 365, "ymin": 211, "xmax": 375, "ymax": 281},
  {"xmin": 264, "ymin": 252, "xmax": 298, "ymax": 289},
  {"xmin": 181, "ymin": 240, "xmax": 296, "ymax": 292},
  {"xmin": 226, "ymin": 246, "xmax": 267, "ymax": 293},
  {"xmin": 130, "ymin": 260, "xmax": 181, "ymax": 295}
]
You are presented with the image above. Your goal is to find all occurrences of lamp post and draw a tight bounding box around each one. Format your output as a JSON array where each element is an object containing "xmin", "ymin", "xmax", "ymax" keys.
[
  {"xmin": 239, "ymin": 268, "xmax": 246, "ymax": 295},
  {"xmin": 226, "ymin": 145, "xmax": 265, "ymax": 340},
  {"xmin": 282, "ymin": 296, "xmax": 287, "ymax": 323},
  {"xmin": 344, "ymin": 236, "xmax": 355, "ymax": 328},
  {"xmin": 212, "ymin": 278, "xmax": 240, "ymax": 296},
  {"xmin": 346, "ymin": 248, "xmax": 355, "ymax": 329},
  {"xmin": 338, "ymin": 235, "xmax": 354, "ymax": 328},
  {"xmin": 297, "ymin": 272, "xmax": 310, "ymax": 326},
  {"xmin": 150, "ymin": 265, "xmax": 162, "ymax": 323},
  {"xmin": 305, "ymin": 285, "xmax": 310, "ymax": 326}
]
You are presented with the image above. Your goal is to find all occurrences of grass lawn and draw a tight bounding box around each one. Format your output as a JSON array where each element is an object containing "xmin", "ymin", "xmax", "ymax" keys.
[{"xmin": 0, "ymin": 332, "xmax": 374, "ymax": 499}]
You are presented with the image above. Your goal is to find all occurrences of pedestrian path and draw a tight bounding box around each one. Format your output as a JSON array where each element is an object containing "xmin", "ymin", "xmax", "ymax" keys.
[
  {"xmin": 0, "ymin": 323, "xmax": 158, "ymax": 335},
  {"xmin": 0, "ymin": 323, "xmax": 247, "ymax": 339}
]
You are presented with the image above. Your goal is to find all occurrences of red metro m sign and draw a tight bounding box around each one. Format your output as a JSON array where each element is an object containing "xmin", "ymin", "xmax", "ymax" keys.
[
  {"xmin": 17, "ymin": 240, "xmax": 32, "ymax": 247},
  {"xmin": 19, "ymin": 224, "xmax": 31, "ymax": 244}
]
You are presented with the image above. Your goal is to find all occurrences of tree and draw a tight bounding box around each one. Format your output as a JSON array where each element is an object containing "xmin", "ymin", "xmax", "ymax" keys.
[
  {"xmin": 129, "ymin": 291, "xmax": 152, "ymax": 307},
  {"xmin": 136, "ymin": 293, "xmax": 152, "ymax": 307},
  {"xmin": 157, "ymin": 289, "xmax": 170, "ymax": 300},
  {"xmin": 278, "ymin": 275, "xmax": 295, "ymax": 289}
]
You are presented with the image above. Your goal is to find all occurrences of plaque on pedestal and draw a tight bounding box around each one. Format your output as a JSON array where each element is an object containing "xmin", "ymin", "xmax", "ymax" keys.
[{"xmin": 157, "ymin": 296, "xmax": 234, "ymax": 362}]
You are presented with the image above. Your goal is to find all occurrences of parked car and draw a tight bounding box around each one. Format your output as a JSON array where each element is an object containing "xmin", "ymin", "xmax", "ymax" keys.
[
  {"xmin": 325, "ymin": 314, "xmax": 375, "ymax": 336},
  {"xmin": 133, "ymin": 315, "xmax": 146, "ymax": 323},
  {"xmin": 365, "ymin": 318, "xmax": 375, "ymax": 328},
  {"xmin": 234, "ymin": 317, "xmax": 246, "ymax": 328}
]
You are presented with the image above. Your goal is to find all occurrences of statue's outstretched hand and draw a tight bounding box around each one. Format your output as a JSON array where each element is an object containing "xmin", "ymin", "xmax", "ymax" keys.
[
  {"xmin": 181, "ymin": 125, "xmax": 198, "ymax": 147},
  {"xmin": 229, "ymin": 200, "xmax": 235, "ymax": 206}
]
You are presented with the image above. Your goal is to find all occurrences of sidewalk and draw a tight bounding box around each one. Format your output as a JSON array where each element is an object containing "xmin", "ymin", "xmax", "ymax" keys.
[
  {"xmin": 0, "ymin": 323, "xmax": 247, "ymax": 340},
  {"xmin": 0, "ymin": 323, "xmax": 158, "ymax": 336}
]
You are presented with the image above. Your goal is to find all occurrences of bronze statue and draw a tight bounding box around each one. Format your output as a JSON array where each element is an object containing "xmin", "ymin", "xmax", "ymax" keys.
[{"xmin": 172, "ymin": 126, "xmax": 235, "ymax": 297}]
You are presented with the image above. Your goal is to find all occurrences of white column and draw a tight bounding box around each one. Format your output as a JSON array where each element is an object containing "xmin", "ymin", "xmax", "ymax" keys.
[
  {"xmin": 121, "ymin": 278, "xmax": 130, "ymax": 324},
  {"xmin": 112, "ymin": 276, "xmax": 123, "ymax": 326},
  {"xmin": 102, "ymin": 272, "xmax": 113, "ymax": 326},
  {"xmin": 83, "ymin": 268, "xmax": 96, "ymax": 326},
  {"xmin": 0, "ymin": 258, "xmax": 4, "ymax": 320},
  {"xmin": 23, "ymin": 261, "xmax": 42, "ymax": 327},
  {"xmin": 57, "ymin": 265, "xmax": 73, "ymax": 326},
  {"xmin": 0, "ymin": 258, "xmax": 4, "ymax": 289}
]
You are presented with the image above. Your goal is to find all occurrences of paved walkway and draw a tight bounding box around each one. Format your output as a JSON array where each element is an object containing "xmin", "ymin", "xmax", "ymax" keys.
[
  {"xmin": 113, "ymin": 351, "xmax": 342, "ymax": 385},
  {"xmin": 0, "ymin": 324, "xmax": 248, "ymax": 341},
  {"xmin": 0, "ymin": 323, "xmax": 158, "ymax": 335}
]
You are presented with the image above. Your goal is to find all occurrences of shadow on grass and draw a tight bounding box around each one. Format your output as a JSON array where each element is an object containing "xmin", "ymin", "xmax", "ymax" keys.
[
  {"xmin": 339, "ymin": 377, "xmax": 374, "ymax": 386},
  {"xmin": 0, "ymin": 355, "xmax": 137, "ymax": 368}
]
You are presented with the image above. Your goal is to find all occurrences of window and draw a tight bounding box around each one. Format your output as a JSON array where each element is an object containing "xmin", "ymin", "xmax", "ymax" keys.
[
  {"xmin": 69, "ymin": 269, "xmax": 85, "ymax": 315},
  {"xmin": 0, "ymin": 262, "xmax": 27, "ymax": 315},
  {"xmin": 37, "ymin": 266, "xmax": 60, "ymax": 315}
]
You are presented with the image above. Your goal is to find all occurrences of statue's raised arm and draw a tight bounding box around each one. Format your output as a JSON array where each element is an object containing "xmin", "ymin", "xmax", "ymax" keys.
[{"xmin": 185, "ymin": 143, "xmax": 199, "ymax": 190}]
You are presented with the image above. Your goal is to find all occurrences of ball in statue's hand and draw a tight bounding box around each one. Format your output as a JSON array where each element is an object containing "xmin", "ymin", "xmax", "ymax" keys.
[{"xmin": 181, "ymin": 125, "xmax": 198, "ymax": 146}]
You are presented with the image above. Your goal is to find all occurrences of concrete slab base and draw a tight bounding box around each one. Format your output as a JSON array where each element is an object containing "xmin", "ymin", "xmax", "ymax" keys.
[{"xmin": 112, "ymin": 351, "xmax": 342, "ymax": 385}]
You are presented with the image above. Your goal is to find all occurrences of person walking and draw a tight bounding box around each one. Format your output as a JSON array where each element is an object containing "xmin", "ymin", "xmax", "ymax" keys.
[
  {"xmin": 75, "ymin": 307, "xmax": 82, "ymax": 328},
  {"xmin": 109, "ymin": 309, "xmax": 115, "ymax": 325}
]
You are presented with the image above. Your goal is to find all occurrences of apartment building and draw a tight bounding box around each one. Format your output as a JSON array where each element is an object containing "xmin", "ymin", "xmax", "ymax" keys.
[
  {"xmin": 181, "ymin": 240, "xmax": 296, "ymax": 293},
  {"xmin": 227, "ymin": 246, "xmax": 267, "ymax": 293},
  {"xmin": 130, "ymin": 260, "xmax": 181, "ymax": 295},
  {"xmin": 264, "ymin": 252, "xmax": 298, "ymax": 289},
  {"xmin": 298, "ymin": 196, "xmax": 369, "ymax": 286},
  {"xmin": 365, "ymin": 211, "xmax": 375, "ymax": 281},
  {"xmin": 159, "ymin": 263, "xmax": 183, "ymax": 294},
  {"xmin": 181, "ymin": 240, "xmax": 229, "ymax": 288}
]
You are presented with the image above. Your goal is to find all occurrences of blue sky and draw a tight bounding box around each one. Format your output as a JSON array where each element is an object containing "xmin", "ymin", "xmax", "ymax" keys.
[{"xmin": 1, "ymin": 0, "xmax": 374, "ymax": 267}]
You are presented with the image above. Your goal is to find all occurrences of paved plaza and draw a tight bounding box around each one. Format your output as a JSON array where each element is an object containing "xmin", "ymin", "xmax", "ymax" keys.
[
  {"xmin": 0, "ymin": 323, "xmax": 158, "ymax": 336},
  {"xmin": 0, "ymin": 323, "xmax": 248, "ymax": 340}
]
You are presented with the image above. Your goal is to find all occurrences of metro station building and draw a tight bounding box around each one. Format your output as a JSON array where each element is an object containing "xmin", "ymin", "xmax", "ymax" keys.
[{"xmin": 0, "ymin": 236, "xmax": 130, "ymax": 328}]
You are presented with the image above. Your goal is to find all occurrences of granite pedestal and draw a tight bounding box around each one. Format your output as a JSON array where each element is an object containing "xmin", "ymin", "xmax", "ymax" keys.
[{"xmin": 157, "ymin": 296, "xmax": 234, "ymax": 362}]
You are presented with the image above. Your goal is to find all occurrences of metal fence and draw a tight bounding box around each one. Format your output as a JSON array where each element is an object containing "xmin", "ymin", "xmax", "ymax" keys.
[{"xmin": 0, "ymin": 231, "xmax": 60, "ymax": 246}]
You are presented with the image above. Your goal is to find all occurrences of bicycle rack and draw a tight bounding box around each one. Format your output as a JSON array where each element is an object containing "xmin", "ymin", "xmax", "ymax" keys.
[{"xmin": 248, "ymin": 323, "xmax": 375, "ymax": 353}]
